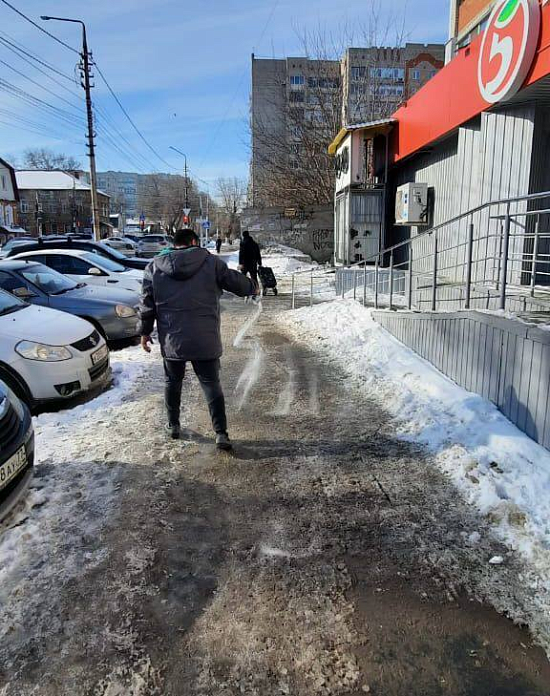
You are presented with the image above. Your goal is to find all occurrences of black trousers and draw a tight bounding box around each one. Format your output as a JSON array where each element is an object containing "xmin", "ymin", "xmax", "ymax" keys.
[
  {"xmin": 163, "ymin": 358, "xmax": 227, "ymax": 434},
  {"xmin": 242, "ymin": 265, "xmax": 258, "ymax": 286}
]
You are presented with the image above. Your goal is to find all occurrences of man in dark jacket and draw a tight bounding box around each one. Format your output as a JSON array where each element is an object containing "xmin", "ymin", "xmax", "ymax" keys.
[
  {"xmin": 138, "ymin": 228, "xmax": 256, "ymax": 449},
  {"xmin": 238, "ymin": 230, "xmax": 262, "ymax": 286}
]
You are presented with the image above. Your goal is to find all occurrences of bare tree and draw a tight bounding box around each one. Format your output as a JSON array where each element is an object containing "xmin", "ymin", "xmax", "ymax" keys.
[
  {"xmin": 216, "ymin": 177, "xmax": 247, "ymax": 213},
  {"xmin": 138, "ymin": 174, "xmax": 215, "ymax": 231},
  {"xmin": 250, "ymin": 6, "xmax": 408, "ymax": 209},
  {"xmin": 22, "ymin": 148, "xmax": 82, "ymax": 171}
]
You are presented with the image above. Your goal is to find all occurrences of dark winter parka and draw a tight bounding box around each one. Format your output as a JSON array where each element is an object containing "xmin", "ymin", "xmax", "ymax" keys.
[
  {"xmin": 239, "ymin": 235, "xmax": 262, "ymax": 270},
  {"xmin": 138, "ymin": 246, "xmax": 255, "ymax": 360}
]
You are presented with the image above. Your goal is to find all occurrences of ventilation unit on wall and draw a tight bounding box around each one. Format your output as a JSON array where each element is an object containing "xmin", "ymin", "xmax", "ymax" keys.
[{"xmin": 395, "ymin": 182, "xmax": 429, "ymax": 226}]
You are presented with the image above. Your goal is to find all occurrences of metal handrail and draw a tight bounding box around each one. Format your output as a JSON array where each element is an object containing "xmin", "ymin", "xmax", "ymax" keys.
[
  {"xmin": 341, "ymin": 188, "xmax": 550, "ymax": 271},
  {"xmin": 291, "ymin": 188, "xmax": 550, "ymax": 312}
]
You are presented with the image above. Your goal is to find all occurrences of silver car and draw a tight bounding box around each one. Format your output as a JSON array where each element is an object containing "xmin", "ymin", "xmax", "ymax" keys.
[
  {"xmin": 103, "ymin": 236, "xmax": 138, "ymax": 258},
  {"xmin": 0, "ymin": 260, "xmax": 140, "ymax": 342},
  {"xmin": 137, "ymin": 234, "xmax": 171, "ymax": 258}
]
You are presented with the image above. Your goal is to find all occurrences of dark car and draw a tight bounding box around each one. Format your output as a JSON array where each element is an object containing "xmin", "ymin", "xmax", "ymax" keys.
[
  {"xmin": 0, "ymin": 237, "xmax": 36, "ymax": 260},
  {"xmin": 0, "ymin": 260, "xmax": 140, "ymax": 342},
  {"xmin": 0, "ymin": 380, "xmax": 34, "ymax": 521},
  {"xmin": 4, "ymin": 238, "xmax": 148, "ymax": 270}
]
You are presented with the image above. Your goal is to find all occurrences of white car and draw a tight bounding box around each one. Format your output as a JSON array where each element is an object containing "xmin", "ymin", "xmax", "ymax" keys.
[
  {"xmin": 137, "ymin": 234, "xmax": 171, "ymax": 258},
  {"xmin": 103, "ymin": 236, "xmax": 138, "ymax": 257},
  {"xmin": 0, "ymin": 289, "xmax": 110, "ymax": 408},
  {"xmin": 12, "ymin": 249, "xmax": 144, "ymax": 294}
]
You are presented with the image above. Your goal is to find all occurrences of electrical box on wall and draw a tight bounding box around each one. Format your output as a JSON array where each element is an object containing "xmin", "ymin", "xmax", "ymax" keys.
[{"xmin": 395, "ymin": 182, "xmax": 429, "ymax": 226}]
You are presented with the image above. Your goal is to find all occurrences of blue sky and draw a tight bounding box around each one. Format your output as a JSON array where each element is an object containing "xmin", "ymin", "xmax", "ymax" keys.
[{"xmin": 0, "ymin": 0, "xmax": 448, "ymax": 189}]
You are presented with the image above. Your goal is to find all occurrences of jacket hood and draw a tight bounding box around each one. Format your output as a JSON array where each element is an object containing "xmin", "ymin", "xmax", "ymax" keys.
[{"xmin": 154, "ymin": 246, "xmax": 209, "ymax": 280}]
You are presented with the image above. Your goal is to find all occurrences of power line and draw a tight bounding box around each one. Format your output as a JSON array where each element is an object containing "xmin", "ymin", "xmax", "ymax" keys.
[
  {"xmin": 0, "ymin": 57, "xmax": 83, "ymax": 113},
  {"xmin": 0, "ymin": 0, "xmax": 79, "ymax": 54},
  {"xmin": 94, "ymin": 63, "xmax": 177, "ymax": 172},
  {"xmin": 197, "ymin": 0, "xmax": 280, "ymax": 169}
]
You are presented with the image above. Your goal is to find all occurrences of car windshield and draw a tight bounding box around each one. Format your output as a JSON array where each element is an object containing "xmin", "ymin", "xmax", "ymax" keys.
[
  {"xmin": 83, "ymin": 252, "xmax": 126, "ymax": 273},
  {"xmin": 96, "ymin": 242, "xmax": 127, "ymax": 260},
  {"xmin": 0, "ymin": 288, "xmax": 25, "ymax": 315},
  {"xmin": 20, "ymin": 264, "xmax": 78, "ymax": 295},
  {"xmin": 142, "ymin": 236, "xmax": 165, "ymax": 243}
]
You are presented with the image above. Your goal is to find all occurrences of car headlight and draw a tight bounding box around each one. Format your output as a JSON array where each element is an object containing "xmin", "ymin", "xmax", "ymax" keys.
[
  {"xmin": 15, "ymin": 341, "xmax": 73, "ymax": 362},
  {"xmin": 115, "ymin": 304, "xmax": 137, "ymax": 318}
]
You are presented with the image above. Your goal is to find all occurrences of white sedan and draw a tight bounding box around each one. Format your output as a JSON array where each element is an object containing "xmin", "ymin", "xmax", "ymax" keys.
[
  {"xmin": 103, "ymin": 236, "xmax": 138, "ymax": 257},
  {"xmin": 0, "ymin": 289, "xmax": 110, "ymax": 408},
  {"xmin": 12, "ymin": 249, "xmax": 144, "ymax": 294}
]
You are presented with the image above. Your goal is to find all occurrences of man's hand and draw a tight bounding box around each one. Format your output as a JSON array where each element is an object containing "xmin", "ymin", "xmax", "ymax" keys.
[{"xmin": 141, "ymin": 335, "xmax": 153, "ymax": 353}]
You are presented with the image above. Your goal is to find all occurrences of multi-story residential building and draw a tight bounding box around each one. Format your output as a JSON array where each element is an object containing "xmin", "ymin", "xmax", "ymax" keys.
[
  {"xmin": 250, "ymin": 55, "xmax": 341, "ymax": 208},
  {"xmin": 96, "ymin": 171, "xmax": 139, "ymax": 218},
  {"xmin": 16, "ymin": 170, "xmax": 111, "ymax": 236},
  {"xmin": 0, "ymin": 157, "xmax": 24, "ymax": 242},
  {"xmin": 250, "ymin": 43, "xmax": 444, "ymax": 208},
  {"xmin": 447, "ymin": 0, "xmax": 496, "ymax": 61},
  {"xmin": 342, "ymin": 44, "xmax": 444, "ymax": 125}
]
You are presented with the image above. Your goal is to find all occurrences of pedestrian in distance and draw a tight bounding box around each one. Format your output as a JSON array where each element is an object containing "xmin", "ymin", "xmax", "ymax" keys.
[
  {"xmin": 216, "ymin": 234, "xmax": 222, "ymax": 255},
  {"xmin": 238, "ymin": 230, "xmax": 262, "ymax": 287},
  {"xmin": 138, "ymin": 228, "xmax": 257, "ymax": 450}
]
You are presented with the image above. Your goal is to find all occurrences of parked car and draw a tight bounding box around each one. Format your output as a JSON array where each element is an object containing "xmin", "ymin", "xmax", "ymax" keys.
[
  {"xmin": 0, "ymin": 261, "xmax": 139, "ymax": 341},
  {"xmin": 137, "ymin": 234, "xmax": 171, "ymax": 258},
  {"xmin": 4, "ymin": 238, "xmax": 148, "ymax": 270},
  {"xmin": 0, "ymin": 238, "xmax": 35, "ymax": 260},
  {"xmin": 12, "ymin": 249, "xmax": 144, "ymax": 294},
  {"xmin": 0, "ymin": 289, "xmax": 110, "ymax": 409},
  {"xmin": 103, "ymin": 236, "xmax": 137, "ymax": 257},
  {"xmin": 0, "ymin": 380, "xmax": 34, "ymax": 521}
]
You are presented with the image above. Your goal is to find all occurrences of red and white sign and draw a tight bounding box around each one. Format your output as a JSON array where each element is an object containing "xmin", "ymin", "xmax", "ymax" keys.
[{"xmin": 478, "ymin": 0, "xmax": 541, "ymax": 104}]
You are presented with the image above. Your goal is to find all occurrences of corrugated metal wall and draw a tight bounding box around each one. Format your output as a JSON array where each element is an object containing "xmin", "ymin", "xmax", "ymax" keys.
[
  {"xmin": 389, "ymin": 104, "xmax": 538, "ymax": 289},
  {"xmin": 373, "ymin": 310, "xmax": 550, "ymax": 450}
]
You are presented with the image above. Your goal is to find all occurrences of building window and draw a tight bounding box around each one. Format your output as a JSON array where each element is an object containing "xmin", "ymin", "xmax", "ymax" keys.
[
  {"xmin": 290, "ymin": 74, "xmax": 305, "ymax": 86},
  {"xmin": 412, "ymin": 69, "xmax": 420, "ymax": 81},
  {"xmin": 351, "ymin": 66, "xmax": 366, "ymax": 80},
  {"xmin": 370, "ymin": 67, "xmax": 405, "ymax": 81},
  {"xmin": 289, "ymin": 91, "xmax": 305, "ymax": 103},
  {"xmin": 20, "ymin": 201, "xmax": 29, "ymax": 213},
  {"xmin": 0, "ymin": 175, "xmax": 6, "ymax": 190}
]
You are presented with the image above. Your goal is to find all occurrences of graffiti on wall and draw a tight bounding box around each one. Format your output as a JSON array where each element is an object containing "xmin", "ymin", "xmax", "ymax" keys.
[{"xmin": 312, "ymin": 228, "xmax": 334, "ymax": 252}]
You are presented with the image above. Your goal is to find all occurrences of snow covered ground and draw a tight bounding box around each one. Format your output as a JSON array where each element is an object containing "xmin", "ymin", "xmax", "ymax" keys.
[
  {"xmin": 0, "ymin": 344, "xmax": 158, "ymax": 653},
  {"xmin": 282, "ymin": 299, "xmax": 550, "ymax": 597},
  {"xmin": 224, "ymin": 242, "xmax": 319, "ymax": 277}
]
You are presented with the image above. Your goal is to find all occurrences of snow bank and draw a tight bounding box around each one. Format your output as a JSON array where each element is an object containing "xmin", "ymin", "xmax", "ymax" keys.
[
  {"xmin": 283, "ymin": 299, "xmax": 550, "ymax": 575},
  {"xmin": 262, "ymin": 244, "xmax": 317, "ymax": 277}
]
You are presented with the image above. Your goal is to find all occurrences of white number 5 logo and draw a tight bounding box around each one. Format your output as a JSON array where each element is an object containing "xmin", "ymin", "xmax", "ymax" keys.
[{"xmin": 478, "ymin": 0, "xmax": 540, "ymax": 104}]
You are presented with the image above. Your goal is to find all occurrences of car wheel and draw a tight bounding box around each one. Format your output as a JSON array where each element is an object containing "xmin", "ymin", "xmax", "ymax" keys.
[{"xmin": 0, "ymin": 366, "xmax": 33, "ymax": 409}]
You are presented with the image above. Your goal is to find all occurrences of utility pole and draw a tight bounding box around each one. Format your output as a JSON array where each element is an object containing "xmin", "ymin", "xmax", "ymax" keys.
[
  {"xmin": 41, "ymin": 16, "xmax": 101, "ymax": 241},
  {"xmin": 169, "ymin": 146, "xmax": 190, "ymax": 226}
]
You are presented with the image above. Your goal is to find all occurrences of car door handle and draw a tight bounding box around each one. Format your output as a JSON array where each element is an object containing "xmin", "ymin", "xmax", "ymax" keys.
[{"xmin": 107, "ymin": 279, "xmax": 118, "ymax": 284}]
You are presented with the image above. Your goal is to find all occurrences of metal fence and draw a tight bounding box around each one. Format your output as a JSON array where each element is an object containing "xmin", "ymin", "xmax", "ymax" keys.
[{"xmin": 291, "ymin": 189, "xmax": 550, "ymax": 313}]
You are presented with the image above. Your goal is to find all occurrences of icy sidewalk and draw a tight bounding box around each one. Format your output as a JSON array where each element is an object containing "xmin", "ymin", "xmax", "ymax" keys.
[{"xmin": 281, "ymin": 300, "xmax": 550, "ymax": 589}]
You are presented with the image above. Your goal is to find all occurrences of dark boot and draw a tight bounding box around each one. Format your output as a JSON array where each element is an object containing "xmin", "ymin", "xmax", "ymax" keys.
[{"xmin": 216, "ymin": 432, "xmax": 232, "ymax": 451}]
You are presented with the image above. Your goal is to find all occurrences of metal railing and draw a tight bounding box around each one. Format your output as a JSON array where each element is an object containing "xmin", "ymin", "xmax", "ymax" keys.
[{"xmin": 291, "ymin": 189, "xmax": 550, "ymax": 313}]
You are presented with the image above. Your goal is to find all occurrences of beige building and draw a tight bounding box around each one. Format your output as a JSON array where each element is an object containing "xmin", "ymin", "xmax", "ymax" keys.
[{"xmin": 0, "ymin": 157, "xmax": 24, "ymax": 243}]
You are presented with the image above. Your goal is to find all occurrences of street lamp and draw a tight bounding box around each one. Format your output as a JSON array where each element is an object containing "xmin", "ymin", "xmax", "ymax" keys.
[
  {"xmin": 41, "ymin": 15, "xmax": 101, "ymax": 241},
  {"xmin": 169, "ymin": 146, "xmax": 190, "ymax": 213}
]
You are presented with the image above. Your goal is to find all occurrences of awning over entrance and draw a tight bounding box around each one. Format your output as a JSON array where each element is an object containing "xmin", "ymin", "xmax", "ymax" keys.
[{"xmin": 328, "ymin": 118, "xmax": 396, "ymax": 156}]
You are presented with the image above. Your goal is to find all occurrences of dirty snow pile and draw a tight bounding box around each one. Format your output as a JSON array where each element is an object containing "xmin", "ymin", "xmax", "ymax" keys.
[
  {"xmin": 0, "ymin": 343, "xmax": 157, "ymax": 614},
  {"xmin": 283, "ymin": 299, "xmax": 550, "ymax": 577}
]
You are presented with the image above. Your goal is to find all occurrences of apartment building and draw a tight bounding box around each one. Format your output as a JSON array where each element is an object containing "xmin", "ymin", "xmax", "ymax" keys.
[
  {"xmin": 447, "ymin": 0, "xmax": 496, "ymax": 60},
  {"xmin": 96, "ymin": 171, "xmax": 140, "ymax": 218},
  {"xmin": 342, "ymin": 44, "xmax": 444, "ymax": 125},
  {"xmin": 250, "ymin": 43, "xmax": 444, "ymax": 207},
  {"xmin": 16, "ymin": 170, "xmax": 111, "ymax": 236}
]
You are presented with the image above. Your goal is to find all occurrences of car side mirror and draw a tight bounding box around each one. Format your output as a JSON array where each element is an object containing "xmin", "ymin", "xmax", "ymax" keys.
[
  {"xmin": 12, "ymin": 286, "xmax": 37, "ymax": 299},
  {"xmin": 87, "ymin": 267, "xmax": 103, "ymax": 276}
]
